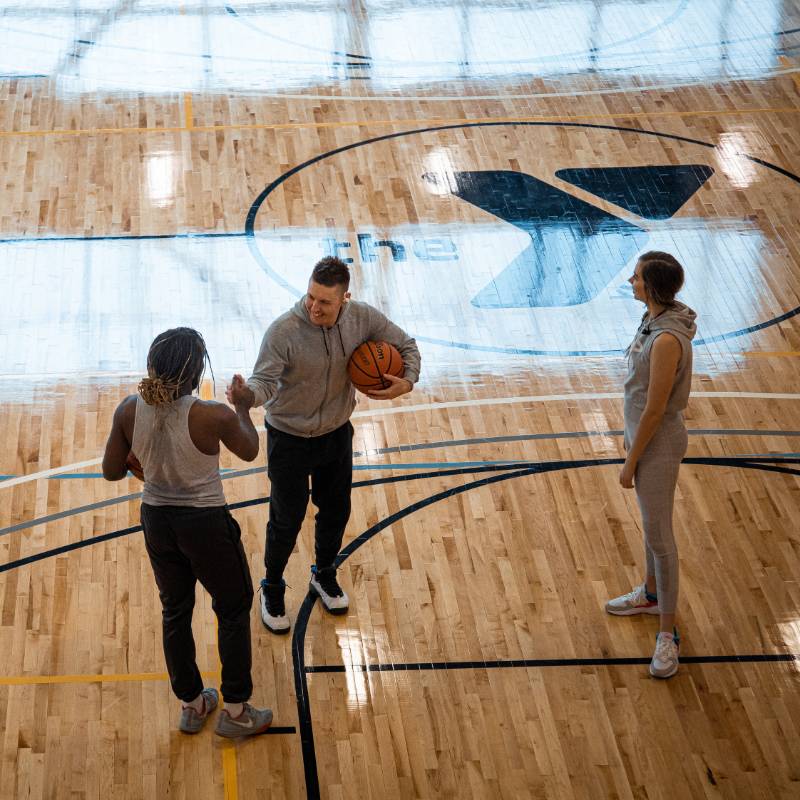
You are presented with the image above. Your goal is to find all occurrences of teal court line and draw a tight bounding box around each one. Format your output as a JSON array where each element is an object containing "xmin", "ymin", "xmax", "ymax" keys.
[{"xmin": 2, "ymin": 428, "xmax": 799, "ymax": 483}]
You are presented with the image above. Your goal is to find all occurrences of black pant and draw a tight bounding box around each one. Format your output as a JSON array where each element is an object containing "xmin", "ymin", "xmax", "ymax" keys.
[
  {"xmin": 141, "ymin": 503, "xmax": 254, "ymax": 704},
  {"xmin": 265, "ymin": 421, "xmax": 353, "ymax": 582}
]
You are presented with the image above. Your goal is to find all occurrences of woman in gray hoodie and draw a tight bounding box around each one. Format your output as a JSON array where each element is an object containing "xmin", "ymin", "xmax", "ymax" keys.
[{"xmin": 605, "ymin": 251, "xmax": 697, "ymax": 679}]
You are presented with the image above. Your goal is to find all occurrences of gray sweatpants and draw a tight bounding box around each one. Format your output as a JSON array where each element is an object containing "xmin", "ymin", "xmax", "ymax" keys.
[{"xmin": 624, "ymin": 411, "xmax": 688, "ymax": 615}]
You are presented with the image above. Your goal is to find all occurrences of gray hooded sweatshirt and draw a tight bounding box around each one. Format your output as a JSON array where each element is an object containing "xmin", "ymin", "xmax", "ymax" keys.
[
  {"xmin": 246, "ymin": 298, "xmax": 421, "ymax": 437},
  {"xmin": 623, "ymin": 300, "xmax": 697, "ymax": 421}
]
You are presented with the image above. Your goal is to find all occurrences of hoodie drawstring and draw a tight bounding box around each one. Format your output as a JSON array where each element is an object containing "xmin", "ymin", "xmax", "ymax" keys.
[
  {"xmin": 337, "ymin": 325, "xmax": 345, "ymax": 357},
  {"xmin": 319, "ymin": 323, "xmax": 346, "ymax": 358}
]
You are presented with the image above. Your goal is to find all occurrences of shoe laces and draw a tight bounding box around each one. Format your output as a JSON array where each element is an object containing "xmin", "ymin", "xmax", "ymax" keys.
[
  {"xmin": 654, "ymin": 634, "xmax": 678, "ymax": 662},
  {"xmin": 623, "ymin": 584, "xmax": 647, "ymax": 604},
  {"xmin": 260, "ymin": 581, "xmax": 287, "ymax": 614},
  {"xmin": 316, "ymin": 569, "xmax": 343, "ymax": 597}
]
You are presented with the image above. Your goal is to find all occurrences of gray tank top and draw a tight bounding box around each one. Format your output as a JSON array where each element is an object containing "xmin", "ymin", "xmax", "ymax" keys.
[
  {"xmin": 132, "ymin": 395, "xmax": 226, "ymax": 507},
  {"xmin": 623, "ymin": 313, "xmax": 694, "ymax": 422}
]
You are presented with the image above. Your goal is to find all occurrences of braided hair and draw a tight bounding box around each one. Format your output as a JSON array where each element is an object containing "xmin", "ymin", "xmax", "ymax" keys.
[{"xmin": 138, "ymin": 327, "xmax": 212, "ymax": 406}]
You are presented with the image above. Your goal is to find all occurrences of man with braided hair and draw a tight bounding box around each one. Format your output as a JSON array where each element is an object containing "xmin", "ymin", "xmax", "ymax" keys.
[{"xmin": 102, "ymin": 327, "xmax": 273, "ymax": 737}]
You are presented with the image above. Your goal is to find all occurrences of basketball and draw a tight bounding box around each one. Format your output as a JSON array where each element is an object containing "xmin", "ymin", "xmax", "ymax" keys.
[{"xmin": 348, "ymin": 340, "xmax": 404, "ymax": 392}]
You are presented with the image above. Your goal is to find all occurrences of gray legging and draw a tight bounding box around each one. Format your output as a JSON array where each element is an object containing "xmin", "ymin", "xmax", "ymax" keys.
[{"xmin": 625, "ymin": 412, "xmax": 688, "ymax": 614}]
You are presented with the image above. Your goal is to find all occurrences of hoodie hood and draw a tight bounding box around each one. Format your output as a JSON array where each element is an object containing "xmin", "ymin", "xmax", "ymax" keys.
[
  {"xmin": 291, "ymin": 297, "xmax": 309, "ymax": 323},
  {"xmin": 647, "ymin": 301, "xmax": 697, "ymax": 342}
]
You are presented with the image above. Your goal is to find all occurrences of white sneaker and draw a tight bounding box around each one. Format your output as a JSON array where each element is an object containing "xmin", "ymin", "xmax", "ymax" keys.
[
  {"xmin": 309, "ymin": 566, "xmax": 349, "ymax": 615},
  {"xmin": 260, "ymin": 579, "xmax": 290, "ymax": 634},
  {"xmin": 605, "ymin": 583, "xmax": 660, "ymax": 616},
  {"xmin": 650, "ymin": 632, "xmax": 680, "ymax": 679}
]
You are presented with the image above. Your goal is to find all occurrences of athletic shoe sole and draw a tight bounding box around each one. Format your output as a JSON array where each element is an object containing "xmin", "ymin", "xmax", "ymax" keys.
[
  {"xmin": 261, "ymin": 616, "xmax": 291, "ymax": 634},
  {"xmin": 650, "ymin": 663, "xmax": 679, "ymax": 679},
  {"xmin": 605, "ymin": 604, "xmax": 660, "ymax": 616},
  {"xmin": 260, "ymin": 609, "xmax": 291, "ymax": 634},
  {"xmin": 260, "ymin": 598, "xmax": 291, "ymax": 634},
  {"xmin": 309, "ymin": 581, "xmax": 349, "ymax": 615},
  {"xmin": 215, "ymin": 717, "xmax": 273, "ymax": 738}
]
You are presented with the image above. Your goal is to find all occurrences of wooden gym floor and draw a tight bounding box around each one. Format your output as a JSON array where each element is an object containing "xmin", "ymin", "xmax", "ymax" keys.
[{"xmin": 1, "ymin": 1, "xmax": 799, "ymax": 798}]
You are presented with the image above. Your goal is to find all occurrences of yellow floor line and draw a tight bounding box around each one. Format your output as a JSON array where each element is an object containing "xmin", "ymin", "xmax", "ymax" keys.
[
  {"xmin": 222, "ymin": 745, "xmax": 239, "ymax": 800},
  {"xmin": 214, "ymin": 619, "xmax": 239, "ymax": 800},
  {"xmin": 0, "ymin": 106, "xmax": 798, "ymax": 140},
  {"xmin": 184, "ymin": 92, "xmax": 194, "ymax": 130},
  {"xmin": 0, "ymin": 669, "xmax": 219, "ymax": 686}
]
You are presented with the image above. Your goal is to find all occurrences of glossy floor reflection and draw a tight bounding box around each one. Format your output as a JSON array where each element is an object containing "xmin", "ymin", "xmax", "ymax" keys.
[
  {"xmin": 0, "ymin": 215, "xmax": 782, "ymax": 379},
  {"xmin": 0, "ymin": 0, "xmax": 796, "ymax": 92},
  {"xmin": 1, "ymin": 2, "xmax": 799, "ymax": 800}
]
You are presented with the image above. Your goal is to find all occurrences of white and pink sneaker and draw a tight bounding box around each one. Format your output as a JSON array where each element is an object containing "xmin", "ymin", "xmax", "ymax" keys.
[{"xmin": 605, "ymin": 583, "xmax": 659, "ymax": 616}]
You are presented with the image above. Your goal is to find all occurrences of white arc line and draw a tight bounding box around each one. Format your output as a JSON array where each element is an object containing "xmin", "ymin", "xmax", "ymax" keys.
[
  {"xmin": 214, "ymin": 66, "xmax": 800, "ymax": 103},
  {"xmin": 0, "ymin": 458, "xmax": 104, "ymax": 490},
  {"xmin": 3, "ymin": 391, "xmax": 799, "ymax": 490},
  {"xmin": 352, "ymin": 391, "xmax": 800, "ymax": 419}
]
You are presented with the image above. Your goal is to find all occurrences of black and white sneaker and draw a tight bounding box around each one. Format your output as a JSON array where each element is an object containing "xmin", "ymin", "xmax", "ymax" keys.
[
  {"xmin": 309, "ymin": 566, "xmax": 349, "ymax": 615},
  {"xmin": 260, "ymin": 578, "xmax": 291, "ymax": 634}
]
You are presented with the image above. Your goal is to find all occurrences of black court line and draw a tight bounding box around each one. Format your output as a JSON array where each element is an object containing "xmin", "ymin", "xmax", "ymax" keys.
[
  {"xmin": 1, "ymin": 457, "xmax": 798, "ymax": 796},
  {"xmin": 354, "ymin": 428, "xmax": 800, "ymax": 458},
  {"xmin": 0, "ymin": 463, "xmax": 533, "ymax": 542},
  {"xmin": 0, "ymin": 493, "xmax": 144, "ymax": 538},
  {"xmin": 305, "ymin": 653, "xmax": 798, "ymax": 673},
  {"xmin": 0, "ymin": 463, "xmax": 538, "ymax": 571},
  {"xmin": 289, "ymin": 457, "xmax": 800, "ymax": 800},
  {"xmin": 2, "ymin": 426, "xmax": 799, "ymax": 490},
  {"xmin": 244, "ymin": 120, "xmax": 800, "ymax": 357},
  {"xmin": 2, "ymin": 457, "xmax": 798, "ymax": 569},
  {"xmin": 4, "ymin": 432, "xmax": 799, "ymax": 537},
  {"xmin": 0, "ymin": 231, "xmax": 247, "ymax": 245}
]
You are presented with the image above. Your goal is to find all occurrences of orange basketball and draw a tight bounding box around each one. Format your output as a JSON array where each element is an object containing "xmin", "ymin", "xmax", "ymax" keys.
[{"xmin": 348, "ymin": 340, "xmax": 404, "ymax": 392}]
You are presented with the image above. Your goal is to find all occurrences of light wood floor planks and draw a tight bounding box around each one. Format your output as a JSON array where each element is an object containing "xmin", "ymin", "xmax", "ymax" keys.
[{"xmin": 1, "ymin": 0, "xmax": 800, "ymax": 798}]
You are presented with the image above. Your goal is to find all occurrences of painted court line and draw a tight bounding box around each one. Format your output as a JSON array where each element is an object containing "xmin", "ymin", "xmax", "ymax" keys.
[
  {"xmin": 3, "ymin": 429, "xmax": 799, "ymax": 483},
  {"xmin": 304, "ymin": 653, "xmax": 798, "ymax": 673},
  {"xmin": 222, "ymin": 746, "xmax": 238, "ymax": 800},
  {"xmin": 212, "ymin": 617, "xmax": 240, "ymax": 800},
  {"xmin": 2, "ymin": 455, "xmax": 797, "ymax": 541},
  {"xmin": 183, "ymin": 92, "xmax": 194, "ymax": 129},
  {"xmin": 3, "ymin": 392, "xmax": 800, "ymax": 490},
  {"xmin": 4, "ymin": 65, "xmax": 799, "ymax": 112},
  {"xmin": 352, "ymin": 391, "xmax": 800, "ymax": 419},
  {"xmin": 2, "ymin": 105, "xmax": 800, "ymax": 140},
  {"xmin": 290, "ymin": 457, "xmax": 800, "ymax": 800},
  {"xmin": 0, "ymin": 670, "xmax": 216, "ymax": 686},
  {"xmin": 212, "ymin": 64, "xmax": 800, "ymax": 102},
  {"xmin": 0, "ymin": 458, "xmax": 107, "ymax": 490}
]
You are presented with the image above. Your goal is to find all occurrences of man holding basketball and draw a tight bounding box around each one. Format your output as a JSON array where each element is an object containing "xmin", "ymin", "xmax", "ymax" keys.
[{"xmin": 226, "ymin": 256, "xmax": 420, "ymax": 633}]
